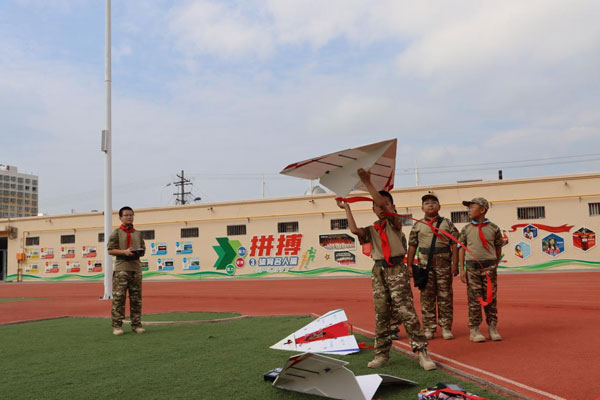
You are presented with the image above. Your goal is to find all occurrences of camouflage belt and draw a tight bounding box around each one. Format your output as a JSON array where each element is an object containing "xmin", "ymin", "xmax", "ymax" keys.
[
  {"xmin": 374, "ymin": 256, "xmax": 405, "ymax": 267},
  {"xmin": 418, "ymin": 247, "xmax": 451, "ymax": 255},
  {"xmin": 466, "ymin": 259, "xmax": 496, "ymax": 268},
  {"xmin": 116, "ymin": 255, "xmax": 141, "ymax": 261}
]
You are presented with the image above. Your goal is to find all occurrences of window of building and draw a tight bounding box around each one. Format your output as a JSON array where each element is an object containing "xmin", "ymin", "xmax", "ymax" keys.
[
  {"xmin": 227, "ymin": 224, "xmax": 247, "ymax": 236},
  {"xmin": 278, "ymin": 221, "xmax": 299, "ymax": 233},
  {"xmin": 26, "ymin": 236, "xmax": 39, "ymax": 246},
  {"xmin": 589, "ymin": 202, "xmax": 600, "ymax": 216},
  {"xmin": 10, "ymin": 176, "xmax": 15, "ymax": 181},
  {"xmin": 25, "ymin": 178, "xmax": 30, "ymax": 183},
  {"xmin": 517, "ymin": 206, "xmax": 545, "ymax": 220},
  {"xmin": 2, "ymin": 175, "xmax": 8, "ymax": 181},
  {"xmin": 17, "ymin": 185, "xmax": 23, "ymax": 190},
  {"xmin": 61, "ymin": 234, "xmax": 76, "ymax": 244},
  {"xmin": 32, "ymin": 201, "xmax": 38, "ymax": 206},
  {"xmin": 401, "ymin": 214, "xmax": 413, "ymax": 226},
  {"xmin": 98, "ymin": 233, "xmax": 104, "ymax": 242},
  {"xmin": 25, "ymin": 186, "xmax": 29, "ymax": 190},
  {"xmin": 2, "ymin": 183, "xmax": 8, "ymax": 189},
  {"xmin": 451, "ymin": 211, "xmax": 470, "ymax": 223},
  {"xmin": 17, "ymin": 177, "xmax": 23, "ymax": 183},
  {"xmin": 140, "ymin": 230, "xmax": 155, "ymax": 240},
  {"xmin": 181, "ymin": 227, "xmax": 199, "ymax": 238},
  {"xmin": 25, "ymin": 193, "xmax": 30, "ymax": 198},
  {"xmin": 33, "ymin": 180, "xmax": 38, "ymax": 185},
  {"xmin": 10, "ymin": 184, "xmax": 15, "ymax": 189},
  {"xmin": 32, "ymin": 187, "xmax": 37, "ymax": 192},
  {"xmin": 330, "ymin": 218, "xmax": 348, "ymax": 230}
]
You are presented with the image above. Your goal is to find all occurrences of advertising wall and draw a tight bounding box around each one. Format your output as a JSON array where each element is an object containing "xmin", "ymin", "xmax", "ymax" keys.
[{"xmin": 2, "ymin": 173, "xmax": 599, "ymax": 282}]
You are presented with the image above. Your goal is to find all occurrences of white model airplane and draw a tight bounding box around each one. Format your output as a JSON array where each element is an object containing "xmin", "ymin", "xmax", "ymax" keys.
[
  {"xmin": 271, "ymin": 309, "xmax": 360, "ymax": 355},
  {"xmin": 272, "ymin": 352, "xmax": 417, "ymax": 400},
  {"xmin": 280, "ymin": 139, "xmax": 397, "ymax": 197}
]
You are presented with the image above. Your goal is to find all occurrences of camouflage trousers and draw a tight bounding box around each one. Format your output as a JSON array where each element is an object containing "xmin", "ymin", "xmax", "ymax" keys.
[
  {"xmin": 465, "ymin": 261, "xmax": 498, "ymax": 328},
  {"xmin": 419, "ymin": 255, "xmax": 454, "ymax": 332},
  {"xmin": 111, "ymin": 270, "xmax": 143, "ymax": 329},
  {"xmin": 372, "ymin": 263, "xmax": 428, "ymax": 356}
]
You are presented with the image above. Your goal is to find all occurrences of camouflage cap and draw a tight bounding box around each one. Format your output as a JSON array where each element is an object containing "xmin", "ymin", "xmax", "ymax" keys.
[
  {"xmin": 462, "ymin": 197, "xmax": 489, "ymax": 210},
  {"xmin": 421, "ymin": 193, "xmax": 439, "ymax": 203}
]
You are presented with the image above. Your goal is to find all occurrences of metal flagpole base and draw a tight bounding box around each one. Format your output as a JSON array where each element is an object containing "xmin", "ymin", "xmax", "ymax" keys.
[{"xmin": 100, "ymin": 293, "xmax": 113, "ymax": 300}]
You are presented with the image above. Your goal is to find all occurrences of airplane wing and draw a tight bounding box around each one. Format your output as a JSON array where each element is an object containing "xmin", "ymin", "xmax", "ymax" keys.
[
  {"xmin": 280, "ymin": 139, "xmax": 397, "ymax": 197},
  {"xmin": 270, "ymin": 309, "xmax": 359, "ymax": 355},
  {"xmin": 272, "ymin": 353, "xmax": 417, "ymax": 400}
]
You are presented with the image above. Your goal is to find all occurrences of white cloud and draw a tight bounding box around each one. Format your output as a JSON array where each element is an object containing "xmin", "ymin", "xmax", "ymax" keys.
[
  {"xmin": 396, "ymin": 1, "xmax": 600, "ymax": 77},
  {"xmin": 167, "ymin": 0, "xmax": 273, "ymax": 59},
  {"xmin": 2, "ymin": 1, "xmax": 600, "ymax": 214}
]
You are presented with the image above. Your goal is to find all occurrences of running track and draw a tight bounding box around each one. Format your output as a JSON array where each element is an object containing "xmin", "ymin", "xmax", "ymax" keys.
[{"xmin": 1, "ymin": 272, "xmax": 599, "ymax": 400}]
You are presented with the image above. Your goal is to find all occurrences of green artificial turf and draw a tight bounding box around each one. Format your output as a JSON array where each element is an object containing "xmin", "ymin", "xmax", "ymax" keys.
[
  {"xmin": 0, "ymin": 314, "xmax": 508, "ymax": 399},
  {"xmin": 0, "ymin": 297, "xmax": 39, "ymax": 303},
  {"xmin": 135, "ymin": 312, "xmax": 242, "ymax": 322}
]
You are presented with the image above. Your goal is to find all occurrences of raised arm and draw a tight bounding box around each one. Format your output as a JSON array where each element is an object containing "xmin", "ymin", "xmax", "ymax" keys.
[
  {"xmin": 357, "ymin": 168, "xmax": 395, "ymax": 215},
  {"xmin": 336, "ymin": 199, "xmax": 366, "ymax": 240}
]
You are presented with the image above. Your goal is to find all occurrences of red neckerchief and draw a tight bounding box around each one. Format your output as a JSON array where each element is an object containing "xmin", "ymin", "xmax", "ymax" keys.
[
  {"xmin": 120, "ymin": 224, "xmax": 135, "ymax": 248},
  {"xmin": 471, "ymin": 221, "xmax": 490, "ymax": 250},
  {"xmin": 424, "ymin": 216, "xmax": 443, "ymax": 240},
  {"xmin": 373, "ymin": 219, "xmax": 391, "ymax": 265},
  {"xmin": 337, "ymin": 196, "xmax": 494, "ymax": 307}
]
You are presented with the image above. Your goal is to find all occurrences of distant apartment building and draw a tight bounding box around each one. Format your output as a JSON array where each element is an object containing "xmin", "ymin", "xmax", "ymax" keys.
[{"xmin": 0, "ymin": 164, "xmax": 39, "ymax": 218}]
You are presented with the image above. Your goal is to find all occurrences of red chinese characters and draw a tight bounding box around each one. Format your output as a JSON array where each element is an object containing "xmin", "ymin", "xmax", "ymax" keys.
[{"xmin": 250, "ymin": 234, "xmax": 303, "ymax": 257}]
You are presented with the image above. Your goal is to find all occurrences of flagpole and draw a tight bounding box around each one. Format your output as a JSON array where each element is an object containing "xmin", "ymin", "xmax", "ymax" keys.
[{"xmin": 102, "ymin": 0, "xmax": 113, "ymax": 300}]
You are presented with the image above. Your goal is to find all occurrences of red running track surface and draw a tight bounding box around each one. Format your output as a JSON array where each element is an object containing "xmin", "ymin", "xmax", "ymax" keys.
[{"xmin": 1, "ymin": 272, "xmax": 599, "ymax": 400}]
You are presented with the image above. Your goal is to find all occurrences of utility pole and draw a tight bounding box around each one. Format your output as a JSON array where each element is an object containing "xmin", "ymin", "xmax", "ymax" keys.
[
  {"xmin": 101, "ymin": 0, "xmax": 113, "ymax": 300},
  {"xmin": 414, "ymin": 160, "xmax": 420, "ymax": 186},
  {"xmin": 173, "ymin": 170, "xmax": 192, "ymax": 205}
]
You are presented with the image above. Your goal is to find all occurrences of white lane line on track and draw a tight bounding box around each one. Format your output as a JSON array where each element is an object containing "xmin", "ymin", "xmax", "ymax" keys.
[{"xmin": 350, "ymin": 324, "xmax": 566, "ymax": 400}]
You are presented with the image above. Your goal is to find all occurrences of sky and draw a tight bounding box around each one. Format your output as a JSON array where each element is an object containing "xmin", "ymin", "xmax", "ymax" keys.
[{"xmin": 1, "ymin": 0, "xmax": 599, "ymax": 215}]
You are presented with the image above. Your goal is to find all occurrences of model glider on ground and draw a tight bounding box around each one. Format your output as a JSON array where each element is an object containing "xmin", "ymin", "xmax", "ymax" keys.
[
  {"xmin": 280, "ymin": 139, "xmax": 397, "ymax": 197},
  {"xmin": 270, "ymin": 309, "xmax": 359, "ymax": 355},
  {"xmin": 272, "ymin": 352, "xmax": 417, "ymax": 400}
]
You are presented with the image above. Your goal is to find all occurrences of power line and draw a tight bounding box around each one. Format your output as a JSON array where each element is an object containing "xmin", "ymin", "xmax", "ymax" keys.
[
  {"xmin": 413, "ymin": 152, "xmax": 600, "ymax": 170},
  {"xmin": 184, "ymin": 153, "xmax": 600, "ymax": 180},
  {"xmin": 400, "ymin": 156, "xmax": 600, "ymax": 176}
]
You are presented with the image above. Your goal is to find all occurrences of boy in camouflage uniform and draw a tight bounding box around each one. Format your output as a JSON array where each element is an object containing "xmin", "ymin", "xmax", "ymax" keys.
[
  {"xmin": 107, "ymin": 206, "xmax": 146, "ymax": 336},
  {"xmin": 337, "ymin": 168, "xmax": 436, "ymax": 371},
  {"xmin": 389, "ymin": 232, "xmax": 408, "ymax": 340},
  {"xmin": 458, "ymin": 198, "xmax": 504, "ymax": 342},
  {"xmin": 407, "ymin": 194, "xmax": 459, "ymax": 340}
]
